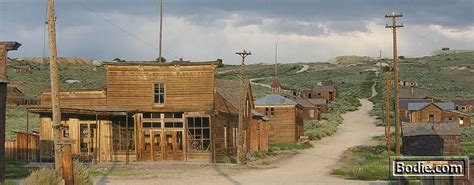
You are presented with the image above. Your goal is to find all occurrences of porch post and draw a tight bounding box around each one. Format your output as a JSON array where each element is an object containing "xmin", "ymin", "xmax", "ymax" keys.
[
  {"xmin": 95, "ymin": 114, "xmax": 99, "ymax": 163},
  {"xmin": 125, "ymin": 112, "xmax": 129, "ymax": 164}
]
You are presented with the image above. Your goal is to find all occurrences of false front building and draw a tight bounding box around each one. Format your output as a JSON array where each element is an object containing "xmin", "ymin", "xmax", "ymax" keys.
[{"xmin": 29, "ymin": 61, "xmax": 260, "ymax": 163}]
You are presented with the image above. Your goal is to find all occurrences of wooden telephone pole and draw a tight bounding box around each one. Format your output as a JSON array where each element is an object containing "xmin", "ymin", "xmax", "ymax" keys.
[
  {"xmin": 385, "ymin": 12, "xmax": 403, "ymax": 156},
  {"xmin": 236, "ymin": 50, "xmax": 251, "ymax": 165},
  {"xmin": 384, "ymin": 66, "xmax": 392, "ymax": 152},
  {"xmin": 158, "ymin": 0, "xmax": 164, "ymax": 63}
]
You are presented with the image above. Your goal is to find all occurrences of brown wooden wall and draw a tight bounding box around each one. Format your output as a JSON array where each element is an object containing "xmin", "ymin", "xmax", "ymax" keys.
[
  {"xmin": 41, "ymin": 90, "xmax": 107, "ymax": 110},
  {"xmin": 249, "ymin": 118, "xmax": 268, "ymax": 152},
  {"xmin": 106, "ymin": 64, "xmax": 216, "ymax": 112},
  {"xmin": 5, "ymin": 133, "xmax": 40, "ymax": 162},
  {"xmin": 211, "ymin": 113, "xmax": 239, "ymax": 162},
  {"xmin": 409, "ymin": 104, "xmax": 471, "ymax": 127},
  {"xmin": 256, "ymin": 105, "xmax": 298, "ymax": 144}
]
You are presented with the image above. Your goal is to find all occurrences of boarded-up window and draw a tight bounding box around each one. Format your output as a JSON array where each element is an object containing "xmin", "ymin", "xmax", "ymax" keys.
[
  {"xmin": 187, "ymin": 117, "xmax": 210, "ymax": 151},
  {"xmin": 154, "ymin": 83, "xmax": 165, "ymax": 104}
]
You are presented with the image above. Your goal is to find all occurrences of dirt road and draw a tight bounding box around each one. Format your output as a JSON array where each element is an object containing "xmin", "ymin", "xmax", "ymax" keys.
[
  {"xmin": 296, "ymin": 64, "xmax": 309, "ymax": 73},
  {"xmin": 96, "ymin": 97, "xmax": 384, "ymax": 185}
]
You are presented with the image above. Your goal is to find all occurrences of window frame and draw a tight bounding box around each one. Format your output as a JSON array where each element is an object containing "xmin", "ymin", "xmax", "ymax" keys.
[
  {"xmin": 153, "ymin": 83, "xmax": 166, "ymax": 106},
  {"xmin": 186, "ymin": 117, "xmax": 211, "ymax": 152}
]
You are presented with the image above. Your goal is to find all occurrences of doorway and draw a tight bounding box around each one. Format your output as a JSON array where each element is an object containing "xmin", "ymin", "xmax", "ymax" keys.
[{"xmin": 142, "ymin": 130, "xmax": 183, "ymax": 161}]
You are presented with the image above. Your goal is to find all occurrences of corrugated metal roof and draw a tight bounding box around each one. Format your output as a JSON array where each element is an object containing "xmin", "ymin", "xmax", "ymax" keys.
[
  {"xmin": 252, "ymin": 110, "xmax": 270, "ymax": 121},
  {"xmin": 408, "ymin": 102, "xmax": 454, "ymax": 111},
  {"xmin": 399, "ymin": 86, "xmax": 431, "ymax": 99},
  {"xmin": 255, "ymin": 94, "xmax": 297, "ymax": 105},
  {"xmin": 400, "ymin": 99, "xmax": 433, "ymax": 109},
  {"xmin": 292, "ymin": 98, "xmax": 316, "ymax": 108},
  {"xmin": 402, "ymin": 122, "xmax": 460, "ymax": 136}
]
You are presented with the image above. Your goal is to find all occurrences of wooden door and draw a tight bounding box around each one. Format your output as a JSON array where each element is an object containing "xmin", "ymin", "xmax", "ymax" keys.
[
  {"xmin": 163, "ymin": 131, "xmax": 184, "ymax": 160},
  {"xmin": 142, "ymin": 130, "xmax": 162, "ymax": 161}
]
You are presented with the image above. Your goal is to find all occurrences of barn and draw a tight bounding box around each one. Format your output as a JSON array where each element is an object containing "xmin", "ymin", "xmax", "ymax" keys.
[{"xmin": 402, "ymin": 122, "xmax": 460, "ymax": 156}]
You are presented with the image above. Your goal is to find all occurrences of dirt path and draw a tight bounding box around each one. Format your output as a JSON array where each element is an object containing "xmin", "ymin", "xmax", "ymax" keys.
[
  {"xmin": 249, "ymin": 77, "xmax": 272, "ymax": 88},
  {"xmin": 296, "ymin": 64, "xmax": 309, "ymax": 73}
]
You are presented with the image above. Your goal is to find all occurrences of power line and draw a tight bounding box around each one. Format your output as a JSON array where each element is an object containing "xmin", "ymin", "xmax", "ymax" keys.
[{"xmin": 73, "ymin": 0, "xmax": 156, "ymax": 49}]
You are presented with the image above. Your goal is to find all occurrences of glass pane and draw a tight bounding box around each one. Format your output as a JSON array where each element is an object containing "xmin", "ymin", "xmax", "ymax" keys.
[
  {"xmin": 175, "ymin": 122, "xmax": 183, "ymax": 128},
  {"xmin": 202, "ymin": 118, "xmax": 209, "ymax": 127},
  {"xmin": 165, "ymin": 122, "xmax": 174, "ymax": 128},
  {"xmin": 203, "ymin": 128, "xmax": 210, "ymax": 139},
  {"xmin": 143, "ymin": 122, "xmax": 152, "ymax": 128},
  {"xmin": 151, "ymin": 113, "xmax": 161, "ymax": 118},
  {"xmin": 143, "ymin": 113, "xmax": 151, "ymax": 118},
  {"xmin": 187, "ymin": 118, "xmax": 194, "ymax": 127},
  {"xmin": 174, "ymin": 113, "xmax": 183, "ymax": 118},
  {"xmin": 195, "ymin": 118, "xmax": 202, "ymax": 127},
  {"xmin": 203, "ymin": 140, "xmax": 210, "ymax": 151},
  {"xmin": 165, "ymin": 113, "xmax": 173, "ymax": 118},
  {"xmin": 159, "ymin": 95, "xmax": 164, "ymax": 104}
]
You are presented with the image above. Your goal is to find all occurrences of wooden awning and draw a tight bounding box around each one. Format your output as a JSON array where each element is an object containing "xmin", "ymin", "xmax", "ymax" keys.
[{"xmin": 27, "ymin": 107, "xmax": 137, "ymax": 116}]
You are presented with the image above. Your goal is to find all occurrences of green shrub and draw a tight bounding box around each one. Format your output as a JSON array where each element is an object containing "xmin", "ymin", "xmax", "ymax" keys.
[{"xmin": 21, "ymin": 168, "xmax": 61, "ymax": 185}]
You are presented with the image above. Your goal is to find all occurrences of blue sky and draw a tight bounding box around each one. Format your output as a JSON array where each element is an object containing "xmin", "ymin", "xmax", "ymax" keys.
[{"xmin": 0, "ymin": 0, "xmax": 473, "ymax": 64}]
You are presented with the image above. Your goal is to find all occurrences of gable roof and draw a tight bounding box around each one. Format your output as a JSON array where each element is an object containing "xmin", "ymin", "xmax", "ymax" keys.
[
  {"xmin": 215, "ymin": 79, "xmax": 251, "ymax": 110},
  {"xmin": 255, "ymin": 94, "xmax": 297, "ymax": 106},
  {"xmin": 446, "ymin": 109, "xmax": 471, "ymax": 117},
  {"xmin": 399, "ymin": 86, "xmax": 431, "ymax": 99},
  {"xmin": 453, "ymin": 100, "xmax": 474, "ymax": 106},
  {"xmin": 292, "ymin": 98, "xmax": 316, "ymax": 108},
  {"xmin": 402, "ymin": 122, "xmax": 460, "ymax": 137},
  {"xmin": 408, "ymin": 102, "xmax": 454, "ymax": 111},
  {"xmin": 400, "ymin": 99, "xmax": 434, "ymax": 109}
]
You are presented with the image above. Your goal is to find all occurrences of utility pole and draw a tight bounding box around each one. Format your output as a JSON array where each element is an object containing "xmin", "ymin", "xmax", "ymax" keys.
[
  {"xmin": 274, "ymin": 42, "xmax": 278, "ymax": 77},
  {"xmin": 384, "ymin": 66, "xmax": 392, "ymax": 152},
  {"xmin": 385, "ymin": 12, "xmax": 403, "ymax": 157},
  {"xmin": 47, "ymin": 0, "xmax": 64, "ymax": 176},
  {"xmin": 158, "ymin": 0, "xmax": 164, "ymax": 63},
  {"xmin": 236, "ymin": 50, "xmax": 251, "ymax": 165}
]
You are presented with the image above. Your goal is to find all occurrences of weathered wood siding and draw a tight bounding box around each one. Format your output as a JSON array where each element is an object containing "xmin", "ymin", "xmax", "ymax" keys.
[
  {"xmin": 106, "ymin": 64, "xmax": 216, "ymax": 111},
  {"xmin": 249, "ymin": 118, "xmax": 268, "ymax": 152},
  {"xmin": 409, "ymin": 104, "xmax": 443, "ymax": 123},
  {"xmin": 256, "ymin": 106, "xmax": 298, "ymax": 144},
  {"xmin": 41, "ymin": 90, "xmax": 107, "ymax": 109}
]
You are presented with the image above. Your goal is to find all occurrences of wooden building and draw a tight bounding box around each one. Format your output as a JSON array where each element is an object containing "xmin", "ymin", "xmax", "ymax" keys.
[
  {"xmin": 399, "ymin": 86, "xmax": 431, "ymax": 100},
  {"xmin": 307, "ymin": 99, "xmax": 328, "ymax": 113},
  {"xmin": 249, "ymin": 111, "xmax": 269, "ymax": 152},
  {"xmin": 402, "ymin": 122, "xmax": 460, "ymax": 156},
  {"xmin": 6, "ymin": 85, "xmax": 25, "ymax": 106},
  {"xmin": 399, "ymin": 99, "xmax": 435, "ymax": 121},
  {"xmin": 271, "ymin": 78, "xmax": 281, "ymax": 94},
  {"xmin": 292, "ymin": 98, "xmax": 320, "ymax": 121},
  {"xmin": 407, "ymin": 102, "xmax": 471, "ymax": 127},
  {"xmin": 255, "ymin": 94, "xmax": 304, "ymax": 144},
  {"xmin": 29, "ymin": 61, "xmax": 257, "ymax": 163},
  {"xmin": 13, "ymin": 66, "xmax": 32, "ymax": 73},
  {"xmin": 312, "ymin": 81, "xmax": 337, "ymax": 101},
  {"xmin": 454, "ymin": 99, "xmax": 474, "ymax": 113}
]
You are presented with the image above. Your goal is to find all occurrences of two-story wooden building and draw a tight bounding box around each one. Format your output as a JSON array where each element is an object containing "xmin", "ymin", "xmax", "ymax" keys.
[
  {"xmin": 255, "ymin": 94, "xmax": 304, "ymax": 144},
  {"xmin": 407, "ymin": 102, "xmax": 471, "ymax": 127},
  {"xmin": 29, "ymin": 61, "xmax": 259, "ymax": 163}
]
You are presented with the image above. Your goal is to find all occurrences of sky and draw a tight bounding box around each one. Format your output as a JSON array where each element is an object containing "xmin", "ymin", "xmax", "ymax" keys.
[{"xmin": 0, "ymin": 0, "xmax": 473, "ymax": 64}]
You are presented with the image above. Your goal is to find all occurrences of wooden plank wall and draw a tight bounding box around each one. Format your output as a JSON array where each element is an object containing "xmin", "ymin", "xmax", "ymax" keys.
[
  {"xmin": 41, "ymin": 90, "xmax": 107, "ymax": 109},
  {"xmin": 106, "ymin": 65, "xmax": 215, "ymax": 111},
  {"xmin": 5, "ymin": 133, "xmax": 40, "ymax": 161},
  {"xmin": 256, "ymin": 106, "xmax": 297, "ymax": 144}
]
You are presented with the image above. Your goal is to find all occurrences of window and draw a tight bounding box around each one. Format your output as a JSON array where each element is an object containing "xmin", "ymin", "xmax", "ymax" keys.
[
  {"xmin": 187, "ymin": 117, "xmax": 210, "ymax": 151},
  {"xmin": 164, "ymin": 113, "xmax": 183, "ymax": 119},
  {"xmin": 143, "ymin": 113, "xmax": 161, "ymax": 119},
  {"xmin": 113, "ymin": 118, "xmax": 135, "ymax": 151},
  {"xmin": 142, "ymin": 122, "xmax": 161, "ymax": 128},
  {"xmin": 460, "ymin": 117, "xmax": 464, "ymax": 125},
  {"xmin": 429, "ymin": 113, "xmax": 434, "ymax": 123},
  {"xmin": 310, "ymin": 110, "xmax": 315, "ymax": 118},
  {"xmin": 265, "ymin": 107, "xmax": 275, "ymax": 117},
  {"xmin": 154, "ymin": 83, "xmax": 165, "ymax": 104},
  {"xmin": 309, "ymin": 93, "xmax": 312, "ymax": 99},
  {"xmin": 164, "ymin": 122, "xmax": 183, "ymax": 128}
]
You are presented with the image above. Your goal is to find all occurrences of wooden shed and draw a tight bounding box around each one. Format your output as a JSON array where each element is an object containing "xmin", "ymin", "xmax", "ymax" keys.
[
  {"xmin": 6, "ymin": 85, "xmax": 25, "ymax": 106},
  {"xmin": 402, "ymin": 122, "xmax": 460, "ymax": 156},
  {"xmin": 453, "ymin": 99, "xmax": 474, "ymax": 113},
  {"xmin": 13, "ymin": 66, "xmax": 32, "ymax": 73},
  {"xmin": 255, "ymin": 94, "xmax": 304, "ymax": 144},
  {"xmin": 249, "ymin": 110, "xmax": 269, "ymax": 152},
  {"xmin": 312, "ymin": 81, "xmax": 337, "ymax": 101},
  {"xmin": 29, "ymin": 61, "xmax": 256, "ymax": 164},
  {"xmin": 292, "ymin": 98, "xmax": 320, "ymax": 121},
  {"xmin": 408, "ymin": 102, "xmax": 471, "ymax": 127}
]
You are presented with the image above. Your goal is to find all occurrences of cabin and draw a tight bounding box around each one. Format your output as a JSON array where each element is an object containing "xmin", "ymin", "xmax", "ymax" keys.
[
  {"xmin": 6, "ymin": 85, "xmax": 25, "ymax": 106},
  {"xmin": 292, "ymin": 98, "xmax": 320, "ymax": 121},
  {"xmin": 402, "ymin": 122, "xmax": 460, "ymax": 156},
  {"xmin": 407, "ymin": 102, "xmax": 471, "ymax": 127},
  {"xmin": 312, "ymin": 81, "xmax": 337, "ymax": 101},
  {"xmin": 13, "ymin": 66, "xmax": 32, "ymax": 73},
  {"xmin": 307, "ymin": 99, "xmax": 328, "ymax": 113},
  {"xmin": 453, "ymin": 99, "xmax": 474, "ymax": 113},
  {"xmin": 29, "ymin": 61, "xmax": 257, "ymax": 163},
  {"xmin": 255, "ymin": 94, "xmax": 304, "ymax": 144},
  {"xmin": 399, "ymin": 99, "xmax": 435, "ymax": 121}
]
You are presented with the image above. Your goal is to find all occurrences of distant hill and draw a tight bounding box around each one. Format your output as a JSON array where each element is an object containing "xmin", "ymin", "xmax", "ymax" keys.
[{"xmin": 326, "ymin": 56, "xmax": 376, "ymax": 65}]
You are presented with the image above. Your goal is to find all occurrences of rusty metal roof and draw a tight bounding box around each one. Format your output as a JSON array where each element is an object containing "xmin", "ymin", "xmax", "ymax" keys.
[{"xmin": 402, "ymin": 122, "xmax": 460, "ymax": 136}]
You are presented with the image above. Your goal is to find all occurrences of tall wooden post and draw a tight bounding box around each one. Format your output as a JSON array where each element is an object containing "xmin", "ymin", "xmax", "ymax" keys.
[
  {"xmin": 125, "ymin": 112, "xmax": 129, "ymax": 164},
  {"xmin": 235, "ymin": 50, "xmax": 251, "ymax": 165},
  {"xmin": 384, "ymin": 66, "xmax": 392, "ymax": 152},
  {"xmin": 385, "ymin": 13, "xmax": 403, "ymax": 156},
  {"xmin": 47, "ymin": 0, "xmax": 64, "ymax": 175},
  {"xmin": 158, "ymin": 0, "xmax": 164, "ymax": 63},
  {"xmin": 62, "ymin": 144, "xmax": 73, "ymax": 185},
  {"xmin": 0, "ymin": 41, "xmax": 21, "ymax": 184}
]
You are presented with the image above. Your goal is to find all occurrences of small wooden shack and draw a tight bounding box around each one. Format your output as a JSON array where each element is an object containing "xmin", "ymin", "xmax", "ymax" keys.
[
  {"xmin": 453, "ymin": 99, "xmax": 474, "ymax": 113},
  {"xmin": 312, "ymin": 81, "xmax": 337, "ymax": 101},
  {"xmin": 6, "ymin": 85, "xmax": 25, "ymax": 106},
  {"xmin": 13, "ymin": 66, "xmax": 32, "ymax": 73},
  {"xmin": 408, "ymin": 102, "xmax": 471, "ymax": 127},
  {"xmin": 5, "ymin": 132, "xmax": 40, "ymax": 162},
  {"xmin": 249, "ymin": 110, "xmax": 269, "ymax": 152},
  {"xmin": 255, "ymin": 94, "xmax": 304, "ymax": 144},
  {"xmin": 292, "ymin": 98, "xmax": 320, "ymax": 121},
  {"xmin": 307, "ymin": 99, "xmax": 328, "ymax": 113},
  {"xmin": 402, "ymin": 122, "xmax": 460, "ymax": 156}
]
